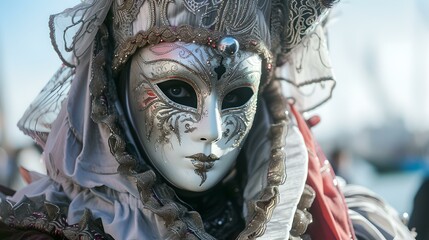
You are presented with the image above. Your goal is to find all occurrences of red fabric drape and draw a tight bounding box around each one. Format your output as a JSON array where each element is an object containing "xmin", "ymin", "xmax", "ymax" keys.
[{"xmin": 290, "ymin": 104, "xmax": 356, "ymax": 240}]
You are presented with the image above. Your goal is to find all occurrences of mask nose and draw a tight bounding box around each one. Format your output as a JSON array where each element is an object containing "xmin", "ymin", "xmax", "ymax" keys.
[{"xmin": 195, "ymin": 95, "xmax": 222, "ymax": 143}]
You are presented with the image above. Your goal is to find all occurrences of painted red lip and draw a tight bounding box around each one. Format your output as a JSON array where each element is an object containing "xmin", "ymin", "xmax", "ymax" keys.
[{"xmin": 185, "ymin": 153, "xmax": 220, "ymax": 162}]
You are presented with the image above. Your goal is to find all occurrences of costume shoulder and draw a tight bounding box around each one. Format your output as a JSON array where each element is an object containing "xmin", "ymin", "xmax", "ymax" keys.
[
  {"xmin": 0, "ymin": 186, "xmax": 114, "ymax": 240},
  {"xmin": 343, "ymin": 183, "xmax": 416, "ymax": 240},
  {"xmin": 289, "ymin": 106, "xmax": 415, "ymax": 240}
]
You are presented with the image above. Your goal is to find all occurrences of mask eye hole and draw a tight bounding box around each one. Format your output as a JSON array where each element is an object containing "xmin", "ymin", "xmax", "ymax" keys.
[
  {"xmin": 222, "ymin": 87, "xmax": 254, "ymax": 110},
  {"xmin": 157, "ymin": 80, "xmax": 197, "ymax": 108}
]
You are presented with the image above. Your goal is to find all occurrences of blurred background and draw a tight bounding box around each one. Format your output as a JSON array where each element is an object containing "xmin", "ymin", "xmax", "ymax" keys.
[
  {"xmin": 0, "ymin": 0, "xmax": 428, "ymax": 229},
  {"xmin": 315, "ymin": 0, "xmax": 429, "ymax": 216}
]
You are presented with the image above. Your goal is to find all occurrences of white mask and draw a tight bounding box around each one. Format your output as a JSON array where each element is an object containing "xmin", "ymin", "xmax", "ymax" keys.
[{"xmin": 126, "ymin": 42, "xmax": 261, "ymax": 192}]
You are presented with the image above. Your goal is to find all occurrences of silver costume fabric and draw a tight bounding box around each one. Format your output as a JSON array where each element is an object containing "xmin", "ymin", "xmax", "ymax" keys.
[{"xmin": 343, "ymin": 184, "xmax": 416, "ymax": 240}]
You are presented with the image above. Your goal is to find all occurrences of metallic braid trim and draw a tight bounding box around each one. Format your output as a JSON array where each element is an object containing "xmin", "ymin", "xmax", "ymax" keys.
[
  {"xmin": 112, "ymin": 25, "xmax": 273, "ymax": 79},
  {"xmin": 290, "ymin": 185, "xmax": 315, "ymax": 239},
  {"xmin": 238, "ymin": 80, "xmax": 290, "ymax": 239},
  {"xmin": 0, "ymin": 196, "xmax": 114, "ymax": 239}
]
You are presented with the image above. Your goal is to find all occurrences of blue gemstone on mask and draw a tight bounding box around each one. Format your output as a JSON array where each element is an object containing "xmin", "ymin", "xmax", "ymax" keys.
[{"xmin": 217, "ymin": 36, "xmax": 239, "ymax": 56}]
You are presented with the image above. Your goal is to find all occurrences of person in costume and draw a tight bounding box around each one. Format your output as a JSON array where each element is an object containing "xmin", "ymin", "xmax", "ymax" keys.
[{"xmin": 0, "ymin": 0, "xmax": 415, "ymax": 239}]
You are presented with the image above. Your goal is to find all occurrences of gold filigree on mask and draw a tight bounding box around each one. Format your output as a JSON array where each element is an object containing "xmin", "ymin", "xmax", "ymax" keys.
[{"xmin": 113, "ymin": 26, "xmax": 273, "ymax": 83}]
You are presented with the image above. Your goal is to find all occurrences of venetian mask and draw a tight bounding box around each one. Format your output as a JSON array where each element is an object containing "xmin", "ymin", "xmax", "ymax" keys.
[{"xmin": 125, "ymin": 42, "xmax": 262, "ymax": 192}]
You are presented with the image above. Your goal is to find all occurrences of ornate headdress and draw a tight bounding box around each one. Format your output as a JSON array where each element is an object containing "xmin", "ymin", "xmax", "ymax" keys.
[
  {"xmin": 16, "ymin": 0, "xmax": 338, "ymax": 239},
  {"xmin": 22, "ymin": 0, "xmax": 336, "ymax": 144}
]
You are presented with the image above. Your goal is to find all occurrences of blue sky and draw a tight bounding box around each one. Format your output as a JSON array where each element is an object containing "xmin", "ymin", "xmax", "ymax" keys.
[
  {"xmin": 316, "ymin": 0, "xmax": 429, "ymax": 139},
  {"xmin": 0, "ymin": 1, "xmax": 78, "ymax": 146}
]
